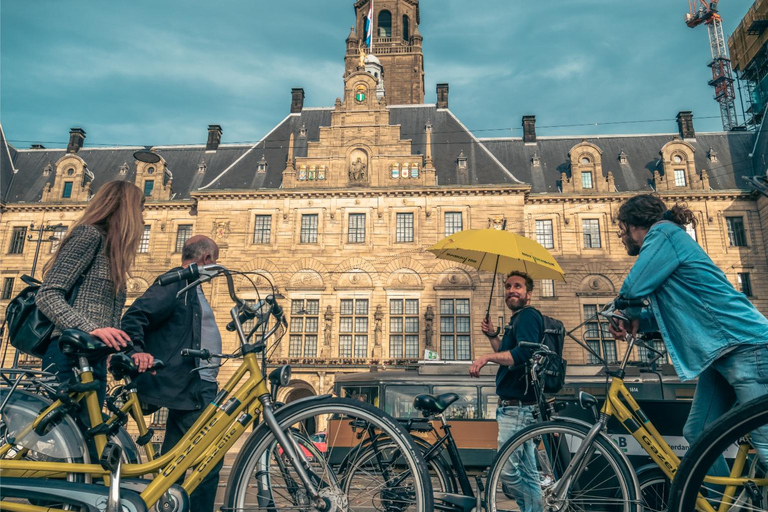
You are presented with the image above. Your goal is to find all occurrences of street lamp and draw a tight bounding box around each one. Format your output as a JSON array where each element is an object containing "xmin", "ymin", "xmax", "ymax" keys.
[{"xmin": 28, "ymin": 222, "xmax": 64, "ymax": 280}]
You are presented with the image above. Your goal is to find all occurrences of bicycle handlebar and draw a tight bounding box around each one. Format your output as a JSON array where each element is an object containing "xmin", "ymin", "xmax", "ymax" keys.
[
  {"xmin": 613, "ymin": 297, "xmax": 650, "ymax": 309},
  {"xmin": 157, "ymin": 263, "xmax": 199, "ymax": 286},
  {"xmin": 519, "ymin": 341, "xmax": 554, "ymax": 354},
  {"xmin": 181, "ymin": 348, "xmax": 211, "ymax": 359}
]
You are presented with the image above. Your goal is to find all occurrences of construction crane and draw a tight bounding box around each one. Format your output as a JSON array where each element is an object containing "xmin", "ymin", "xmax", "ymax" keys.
[{"xmin": 686, "ymin": 0, "xmax": 740, "ymax": 131}]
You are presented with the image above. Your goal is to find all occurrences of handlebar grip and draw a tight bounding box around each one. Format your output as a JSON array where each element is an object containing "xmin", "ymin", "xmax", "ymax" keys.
[
  {"xmin": 614, "ymin": 297, "xmax": 650, "ymax": 309},
  {"xmin": 150, "ymin": 359, "xmax": 166, "ymax": 371},
  {"xmin": 158, "ymin": 263, "xmax": 199, "ymax": 286},
  {"xmin": 180, "ymin": 348, "xmax": 210, "ymax": 359},
  {"xmin": 226, "ymin": 309, "xmax": 257, "ymax": 332},
  {"xmin": 519, "ymin": 341, "xmax": 545, "ymax": 349}
]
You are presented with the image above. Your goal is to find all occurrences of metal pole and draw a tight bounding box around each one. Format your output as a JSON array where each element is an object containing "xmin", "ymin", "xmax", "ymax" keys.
[{"xmin": 29, "ymin": 224, "xmax": 45, "ymax": 279}]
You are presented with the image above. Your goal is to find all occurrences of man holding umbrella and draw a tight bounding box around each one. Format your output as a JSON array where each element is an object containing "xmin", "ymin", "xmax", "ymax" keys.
[{"xmin": 470, "ymin": 270, "xmax": 544, "ymax": 512}]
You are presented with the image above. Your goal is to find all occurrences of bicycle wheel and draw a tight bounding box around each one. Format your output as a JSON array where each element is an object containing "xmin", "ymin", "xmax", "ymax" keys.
[
  {"xmin": 486, "ymin": 419, "xmax": 639, "ymax": 512},
  {"xmin": 413, "ymin": 436, "xmax": 456, "ymax": 495},
  {"xmin": 223, "ymin": 396, "xmax": 433, "ymax": 512},
  {"xmin": 637, "ymin": 467, "xmax": 669, "ymax": 512},
  {"xmin": 668, "ymin": 394, "xmax": 768, "ymax": 512}
]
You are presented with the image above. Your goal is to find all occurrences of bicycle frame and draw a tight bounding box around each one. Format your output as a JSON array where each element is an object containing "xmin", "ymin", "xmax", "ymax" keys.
[
  {"xmin": 1, "ymin": 349, "xmax": 270, "ymax": 511},
  {"xmin": 553, "ymin": 334, "xmax": 768, "ymax": 512}
]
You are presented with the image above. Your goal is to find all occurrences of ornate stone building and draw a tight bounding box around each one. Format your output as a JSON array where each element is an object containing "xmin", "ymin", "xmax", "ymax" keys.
[{"xmin": 2, "ymin": 0, "xmax": 768, "ymax": 405}]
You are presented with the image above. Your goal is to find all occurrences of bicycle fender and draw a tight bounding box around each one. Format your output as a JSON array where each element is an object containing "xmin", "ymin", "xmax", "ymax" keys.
[{"xmin": 550, "ymin": 416, "xmax": 642, "ymax": 497}]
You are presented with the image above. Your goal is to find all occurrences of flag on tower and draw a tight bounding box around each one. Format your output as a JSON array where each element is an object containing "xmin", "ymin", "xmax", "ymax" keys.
[{"xmin": 364, "ymin": 1, "xmax": 374, "ymax": 48}]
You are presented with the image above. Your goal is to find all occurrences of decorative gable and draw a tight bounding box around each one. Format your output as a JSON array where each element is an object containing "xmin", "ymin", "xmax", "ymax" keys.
[
  {"xmin": 135, "ymin": 158, "xmax": 172, "ymax": 201},
  {"xmin": 561, "ymin": 141, "xmax": 614, "ymax": 193},
  {"xmin": 656, "ymin": 139, "xmax": 704, "ymax": 191},
  {"xmin": 42, "ymin": 154, "xmax": 92, "ymax": 202}
]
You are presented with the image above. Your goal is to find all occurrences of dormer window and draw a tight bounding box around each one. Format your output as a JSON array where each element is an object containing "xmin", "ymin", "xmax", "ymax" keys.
[
  {"xmin": 147, "ymin": 166, "xmax": 155, "ymax": 175},
  {"xmin": 62, "ymin": 182, "xmax": 73, "ymax": 198},
  {"xmin": 581, "ymin": 171, "xmax": 593, "ymax": 189},
  {"xmin": 144, "ymin": 180, "xmax": 154, "ymax": 196},
  {"xmin": 66, "ymin": 168, "xmax": 74, "ymax": 176},
  {"xmin": 708, "ymin": 148, "xmax": 718, "ymax": 163},
  {"xmin": 674, "ymin": 170, "xmax": 686, "ymax": 187},
  {"xmin": 257, "ymin": 155, "xmax": 267, "ymax": 174},
  {"xmin": 119, "ymin": 162, "xmax": 129, "ymax": 175},
  {"xmin": 532, "ymin": 152, "xmax": 540, "ymax": 167},
  {"xmin": 673, "ymin": 155, "xmax": 683, "ymax": 164},
  {"xmin": 580, "ymin": 157, "xmax": 591, "ymax": 165},
  {"xmin": 619, "ymin": 151, "xmax": 628, "ymax": 164}
]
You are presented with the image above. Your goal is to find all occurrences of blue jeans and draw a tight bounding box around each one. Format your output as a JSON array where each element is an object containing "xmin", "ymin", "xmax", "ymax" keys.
[
  {"xmin": 497, "ymin": 405, "xmax": 542, "ymax": 512},
  {"xmin": 683, "ymin": 343, "xmax": 768, "ymax": 478}
]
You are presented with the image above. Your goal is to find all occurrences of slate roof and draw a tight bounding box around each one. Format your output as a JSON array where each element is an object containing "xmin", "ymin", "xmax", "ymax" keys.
[
  {"xmin": 0, "ymin": 107, "xmax": 759, "ymax": 203},
  {"xmin": 481, "ymin": 131, "xmax": 757, "ymax": 194}
]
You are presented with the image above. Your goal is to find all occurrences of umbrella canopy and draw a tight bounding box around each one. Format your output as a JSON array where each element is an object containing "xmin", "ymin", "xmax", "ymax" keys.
[{"xmin": 428, "ymin": 229, "xmax": 566, "ymax": 281}]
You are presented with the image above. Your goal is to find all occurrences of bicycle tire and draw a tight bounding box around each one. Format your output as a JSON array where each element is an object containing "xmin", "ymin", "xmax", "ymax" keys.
[
  {"xmin": 485, "ymin": 419, "xmax": 640, "ymax": 512},
  {"xmin": 223, "ymin": 396, "xmax": 433, "ymax": 512},
  {"xmin": 637, "ymin": 467, "xmax": 669, "ymax": 512},
  {"xmin": 668, "ymin": 393, "xmax": 768, "ymax": 512}
]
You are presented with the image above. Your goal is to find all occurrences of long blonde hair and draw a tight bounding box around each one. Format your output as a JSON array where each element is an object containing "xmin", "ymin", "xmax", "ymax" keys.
[{"xmin": 44, "ymin": 180, "xmax": 144, "ymax": 290}]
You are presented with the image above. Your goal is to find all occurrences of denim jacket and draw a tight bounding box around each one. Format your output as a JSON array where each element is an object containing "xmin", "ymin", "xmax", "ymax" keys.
[{"xmin": 620, "ymin": 221, "xmax": 768, "ymax": 381}]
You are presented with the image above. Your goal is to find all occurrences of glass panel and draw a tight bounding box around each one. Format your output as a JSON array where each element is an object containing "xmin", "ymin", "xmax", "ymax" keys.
[
  {"xmin": 306, "ymin": 300, "xmax": 320, "ymax": 315},
  {"xmin": 405, "ymin": 299, "xmax": 419, "ymax": 315},
  {"xmin": 433, "ymin": 386, "xmax": 479, "ymax": 419},
  {"xmin": 405, "ymin": 317, "xmax": 419, "ymax": 333},
  {"xmin": 390, "ymin": 299, "xmax": 403, "ymax": 314},
  {"xmin": 305, "ymin": 317, "xmax": 318, "ymax": 333},
  {"xmin": 440, "ymin": 299, "xmax": 453, "ymax": 315},
  {"xmin": 390, "ymin": 318, "xmax": 403, "ymax": 333},
  {"xmin": 355, "ymin": 299, "xmax": 369, "ymax": 315},
  {"xmin": 383, "ymin": 385, "xmax": 429, "ymax": 419},
  {"xmin": 340, "ymin": 300, "xmax": 354, "ymax": 315},
  {"xmin": 456, "ymin": 299, "xmax": 470, "ymax": 315}
]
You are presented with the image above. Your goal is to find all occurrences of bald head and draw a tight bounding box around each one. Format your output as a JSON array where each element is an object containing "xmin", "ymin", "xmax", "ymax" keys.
[{"xmin": 182, "ymin": 235, "xmax": 219, "ymax": 267}]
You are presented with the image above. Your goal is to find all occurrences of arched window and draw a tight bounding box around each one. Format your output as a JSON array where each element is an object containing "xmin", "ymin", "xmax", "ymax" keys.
[
  {"xmin": 402, "ymin": 15, "xmax": 410, "ymax": 41},
  {"xmin": 378, "ymin": 10, "xmax": 392, "ymax": 37}
]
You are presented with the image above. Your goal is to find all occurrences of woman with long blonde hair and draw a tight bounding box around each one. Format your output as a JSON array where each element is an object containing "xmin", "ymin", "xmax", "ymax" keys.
[{"xmin": 37, "ymin": 180, "xmax": 144, "ymax": 406}]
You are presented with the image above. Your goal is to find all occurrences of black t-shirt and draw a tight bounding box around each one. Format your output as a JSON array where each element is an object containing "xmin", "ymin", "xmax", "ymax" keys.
[{"xmin": 495, "ymin": 307, "xmax": 543, "ymax": 401}]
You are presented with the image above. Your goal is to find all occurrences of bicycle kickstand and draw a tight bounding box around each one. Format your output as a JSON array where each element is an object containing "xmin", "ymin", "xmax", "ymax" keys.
[{"xmin": 100, "ymin": 442, "xmax": 124, "ymax": 512}]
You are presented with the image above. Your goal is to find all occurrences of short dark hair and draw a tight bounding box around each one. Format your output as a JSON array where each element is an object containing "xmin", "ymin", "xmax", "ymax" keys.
[
  {"xmin": 506, "ymin": 270, "xmax": 533, "ymax": 292},
  {"xmin": 182, "ymin": 237, "xmax": 217, "ymax": 262}
]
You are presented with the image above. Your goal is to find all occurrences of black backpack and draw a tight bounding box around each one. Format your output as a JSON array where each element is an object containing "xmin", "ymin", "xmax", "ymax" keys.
[
  {"xmin": 512, "ymin": 308, "xmax": 567, "ymax": 394},
  {"xmin": 2, "ymin": 240, "xmax": 101, "ymax": 358}
]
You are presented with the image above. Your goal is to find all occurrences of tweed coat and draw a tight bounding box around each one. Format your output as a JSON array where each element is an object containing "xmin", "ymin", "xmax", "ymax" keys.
[{"xmin": 36, "ymin": 224, "xmax": 126, "ymax": 337}]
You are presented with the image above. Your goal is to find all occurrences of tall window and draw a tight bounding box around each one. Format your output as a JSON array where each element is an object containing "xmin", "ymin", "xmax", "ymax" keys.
[
  {"xmin": 339, "ymin": 299, "xmax": 369, "ymax": 358},
  {"xmin": 1, "ymin": 277, "xmax": 14, "ymax": 300},
  {"xmin": 540, "ymin": 280, "xmax": 555, "ymax": 298},
  {"xmin": 685, "ymin": 223, "xmax": 697, "ymax": 241},
  {"xmin": 389, "ymin": 299, "xmax": 419, "ymax": 359},
  {"xmin": 582, "ymin": 219, "xmax": 601, "ymax": 248},
  {"xmin": 396, "ymin": 213, "xmax": 414, "ymax": 242},
  {"xmin": 9, "ymin": 227, "xmax": 26, "ymax": 254},
  {"xmin": 138, "ymin": 225, "xmax": 151, "ymax": 253},
  {"xmin": 289, "ymin": 299, "xmax": 319, "ymax": 357},
  {"xmin": 143, "ymin": 180, "xmax": 154, "ymax": 196},
  {"xmin": 581, "ymin": 171, "xmax": 593, "ymax": 189},
  {"xmin": 253, "ymin": 215, "xmax": 272, "ymax": 244},
  {"xmin": 175, "ymin": 224, "xmax": 193, "ymax": 253},
  {"xmin": 402, "ymin": 14, "xmax": 410, "ymax": 40},
  {"xmin": 50, "ymin": 226, "xmax": 67, "ymax": 253},
  {"xmin": 583, "ymin": 304, "xmax": 617, "ymax": 364},
  {"xmin": 377, "ymin": 10, "xmax": 392, "ymax": 37},
  {"xmin": 300, "ymin": 214, "xmax": 318, "ymax": 244},
  {"xmin": 726, "ymin": 217, "xmax": 747, "ymax": 247},
  {"xmin": 738, "ymin": 273, "xmax": 753, "ymax": 297},
  {"xmin": 440, "ymin": 299, "xmax": 471, "ymax": 360},
  {"xmin": 62, "ymin": 182, "xmax": 73, "ymax": 198},
  {"xmin": 445, "ymin": 212, "xmax": 463, "ymax": 237},
  {"xmin": 535, "ymin": 219, "xmax": 554, "ymax": 249},
  {"xmin": 348, "ymin": 213, "xmax": 366, "ymax": 243},
  {"xmin": 674, "ymin": 170, "xmax": 687, "ymax": 187}
]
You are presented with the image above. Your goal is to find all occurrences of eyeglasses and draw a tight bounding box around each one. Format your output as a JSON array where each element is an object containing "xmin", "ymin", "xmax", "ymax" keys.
[{"xmin": 616, "ymin": 224, "xmax": 628, "ymax": 237}]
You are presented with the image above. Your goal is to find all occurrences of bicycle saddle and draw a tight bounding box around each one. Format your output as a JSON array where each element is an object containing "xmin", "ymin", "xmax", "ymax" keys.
[
  {"xmin": 108, "ymin": 353, "xmax": 166, "ymax": 381},
  {"xmin": 58, "ymin": 329, "xmax": 132, "ymax": 360},
  {"xmin": 413, "ymin": 392, "xmax": 459, "ymax": 416}
]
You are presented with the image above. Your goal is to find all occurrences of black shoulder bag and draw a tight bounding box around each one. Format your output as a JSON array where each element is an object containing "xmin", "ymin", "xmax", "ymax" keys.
[{"xmin": 2, "ymin": 239, "xmax": 102, "ymax": 358}]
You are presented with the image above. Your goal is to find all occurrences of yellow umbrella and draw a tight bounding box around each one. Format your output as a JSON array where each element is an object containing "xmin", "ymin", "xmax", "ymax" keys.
[{"xmin": 428, "ymin": 227, "xmax": 565, "ymax": 321}]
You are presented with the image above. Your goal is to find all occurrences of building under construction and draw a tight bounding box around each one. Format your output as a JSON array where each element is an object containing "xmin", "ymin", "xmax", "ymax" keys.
[{"xmin": 729, "ymin": 0, "xmax": 768, "ymax": 128}]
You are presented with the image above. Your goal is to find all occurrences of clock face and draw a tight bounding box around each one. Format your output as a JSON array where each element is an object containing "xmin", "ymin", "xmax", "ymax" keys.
[{"xmin": 355, "ymin": 85, "xmax": 367, "ymax": 103}]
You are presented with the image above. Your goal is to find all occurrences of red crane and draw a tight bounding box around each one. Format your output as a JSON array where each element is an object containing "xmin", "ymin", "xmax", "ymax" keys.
[{"xmin": 686, "ymin": 1, "xmax": 740, "ymax": 130}]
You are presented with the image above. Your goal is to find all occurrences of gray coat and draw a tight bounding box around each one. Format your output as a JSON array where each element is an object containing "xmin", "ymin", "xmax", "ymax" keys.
[{"xmin": 36, "ymin": 224, "xmax": 126, "ymax": 337}]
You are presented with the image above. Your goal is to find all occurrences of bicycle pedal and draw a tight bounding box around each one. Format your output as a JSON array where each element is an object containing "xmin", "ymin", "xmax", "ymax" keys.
[
  {"xmin": 474, "ymin": 475, "xmax": 484, "ymax": 494},
  {"xmin": 100, "ymin": 442, "xmax": 123, "ymax": 473}
]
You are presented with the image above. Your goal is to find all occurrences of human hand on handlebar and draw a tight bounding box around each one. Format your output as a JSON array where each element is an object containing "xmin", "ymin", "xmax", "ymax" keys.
[
  {"xmin": 607, "ymin": 313, "xmax": 639, "ymax": 340},
  {"xmin": 90, "ymin": 327, "xmax": 131, "ymax": 350},
  {"xmin": 131, "ymin": 352, "xmax": 155, "ymax": 373}
]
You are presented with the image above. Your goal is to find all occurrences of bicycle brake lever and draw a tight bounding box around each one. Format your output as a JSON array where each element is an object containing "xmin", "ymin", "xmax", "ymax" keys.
[{"xmin": 176, "ymin": 274, "xmax": 213, "ymax": 298}]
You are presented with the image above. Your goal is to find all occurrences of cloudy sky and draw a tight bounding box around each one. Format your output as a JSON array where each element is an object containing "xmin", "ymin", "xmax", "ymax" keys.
[{"xmin": 0, "ymin": 0, "xmax": 755, "ymax": 149}]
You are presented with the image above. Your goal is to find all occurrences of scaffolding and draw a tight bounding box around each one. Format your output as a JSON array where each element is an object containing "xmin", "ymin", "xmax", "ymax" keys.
[{"xmin": 729, "ymin": 0, "xmax": 768, "ymax": 128}]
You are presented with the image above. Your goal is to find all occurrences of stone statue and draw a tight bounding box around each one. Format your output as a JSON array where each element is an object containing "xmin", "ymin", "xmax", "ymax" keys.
[
  {"xmin": 374, "ymin": 305, "xmax": 384, "ymax": 346},
  {"xmin": 424, "ymin": 305, "xmax": 435, "ymax": 347},
  {"xmin": 349, "ymin": 157, "xmax": 367, "ymax": 181},
  {"xmin": 358, "ymin": 46, "xmax": 366, "ymax": 67},
  {"xmin": 324, "ymin": 305, "xmax": 333, "ymax": 346}
]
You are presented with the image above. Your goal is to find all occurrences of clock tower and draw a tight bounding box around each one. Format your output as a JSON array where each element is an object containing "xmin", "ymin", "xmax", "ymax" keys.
[{"xmin": 344, "ymin": 0, "xmax": 424, "ymax": 105}]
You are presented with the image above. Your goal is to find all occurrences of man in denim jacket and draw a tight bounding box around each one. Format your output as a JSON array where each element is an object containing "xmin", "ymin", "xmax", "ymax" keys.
[{"xmin": 610, "ymin": 194, "xmax": 768, "ymax": 472}]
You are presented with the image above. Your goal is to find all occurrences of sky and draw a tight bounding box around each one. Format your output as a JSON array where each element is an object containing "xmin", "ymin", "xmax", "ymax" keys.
[{"xmin": 0, "ymin": 0, "xmax": 757, "ymax": 150}]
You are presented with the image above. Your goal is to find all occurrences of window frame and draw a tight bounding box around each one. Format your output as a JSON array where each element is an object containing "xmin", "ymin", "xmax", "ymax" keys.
[
  {"xmin": 348, "ymin": 213, "xmax": 366, "ymax": 244},
  {"xmin": 289, "ymin": 298, "xmax": 320, "ymax": 358},
  {"xmin": 738, "ymin": 272, "xmax": 753, "ymax": 297},
  {"xmin": 9, "ymin": 227, "xmax": 27, "ymax": 255},
  {"xmin": 444, "ymin": 212, "xmax": 463, "ymax": 237},
  {"xmin": 395, "ymin": 212, "xmax": 415, "ymax": 243},
  {"xmin": 300, "ymin": 214, "xmax": 319, "ymax": 244},
  {"xmin": 581, "ymin": 171, "xmax": 593, "ymax": 189},
  {"xmin": 174, "ymin": 224, "xmax": 193, "ymax": 253},
  {"xmin": 673, "ymin": 169, "xmax": 687, "ymax": 187},
  {"xmin": 535, "ymin": 219, "xmax": 554, "ymax": 249},
  {"xmin": 1, "ymin": 277, "xmax": 15, "ymax": 300},
  {"xmin": 582, "ymin": 218, "xmax": 601, "ymax": 249},
  {"xmin": 138, "ymin": 225, "xmax": 151, "ymax": 254},
  {"xmin": 339, "ymin": 298, "xmax": 370, "ymax": 358},
  {"xmin": 62, "ymin": 181, "xmax": 73, "ymax": 198},
  {"xmin": 253, "ymin": 214, "xmax": 272, "ymax": 245},
  {"xmin": 439, "ymin": 298, "xmax": 471, "ymax": 361},
  {"xmin": 388, "ymin": 298, "xmax": 420, "ymax": 359},
  {"xmin": 725, "ymin": 216, "xmax": 747, "ymax": 247}
]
